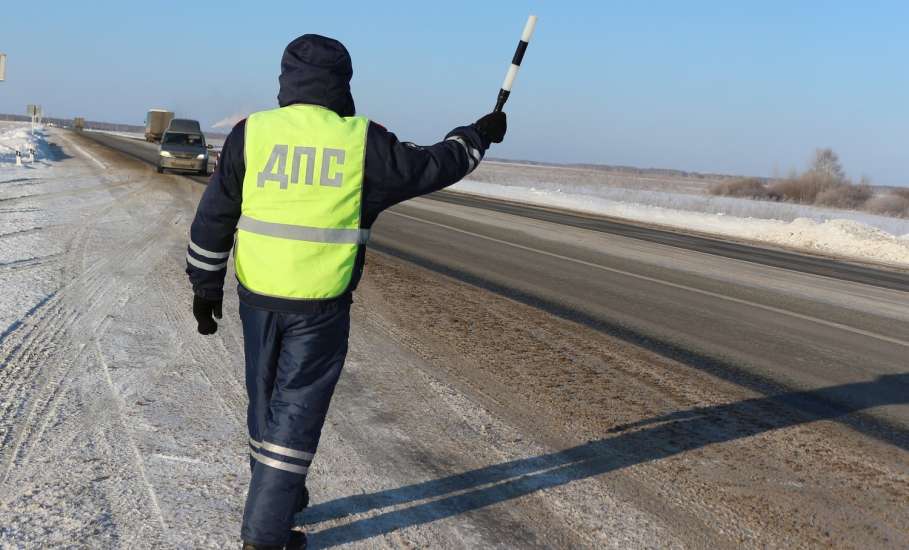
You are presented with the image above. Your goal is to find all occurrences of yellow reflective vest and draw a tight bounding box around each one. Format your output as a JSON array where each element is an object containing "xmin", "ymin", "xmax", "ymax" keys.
[{"xmin": 235, "ymin": 104, "xmax": 369, "ymax": 299}]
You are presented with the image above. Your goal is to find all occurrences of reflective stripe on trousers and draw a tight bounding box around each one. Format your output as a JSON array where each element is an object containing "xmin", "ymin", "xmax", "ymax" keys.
[
  {"xmin": 248, "ymin": 437, "xmax": 315, "ymax": 475},
  {"xmin": 240, "ymin": 301, "xmax": 351, "ymax": 546}
]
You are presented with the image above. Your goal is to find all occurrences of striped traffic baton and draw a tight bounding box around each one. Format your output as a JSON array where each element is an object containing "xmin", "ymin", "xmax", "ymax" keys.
[{"xmin": 494, "ymin": 15, "xmax": 538, "ymax": 112}]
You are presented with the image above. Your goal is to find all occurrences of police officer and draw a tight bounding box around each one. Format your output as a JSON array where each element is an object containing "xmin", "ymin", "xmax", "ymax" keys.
[{"xmin": 186, "ymin": 34, "xmax": 506, "ymax": 550}]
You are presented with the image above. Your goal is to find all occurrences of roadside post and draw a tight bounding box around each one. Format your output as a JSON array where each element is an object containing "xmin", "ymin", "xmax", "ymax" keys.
[{"xmin": 27, "ymin": 104, "xmax": 38, "ymax": 136}]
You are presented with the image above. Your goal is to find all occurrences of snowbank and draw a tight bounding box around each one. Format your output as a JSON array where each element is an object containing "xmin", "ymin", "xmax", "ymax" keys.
[
  {"xmin": 451, "ymin": 179, "xmax": 909, "ymax": 268},
  {"xmin": 0, "ymin": 123, "xmax": 49, "ymax": 167}
]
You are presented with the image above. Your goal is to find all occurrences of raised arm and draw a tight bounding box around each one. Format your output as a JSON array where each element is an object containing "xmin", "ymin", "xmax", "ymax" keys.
[{"xmin": 361, "ymin": 112, "xmax": 506, "ymax": 224}]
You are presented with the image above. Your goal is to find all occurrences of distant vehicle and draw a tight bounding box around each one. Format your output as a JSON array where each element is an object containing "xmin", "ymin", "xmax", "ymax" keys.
[
  {"xmin": 73, "ymin": 117, "xmax": 85, "ymax": 131},
  {"xmin": 157, "ymin": 119, "xmax": 212, "ymax": 176},
  {"xmin": 145, "ymin": 109, "xmax": 174, "ymax": 142},
  {"xmin": 166, "ymin": 118, "xmax": 201, "ymax": 134}
]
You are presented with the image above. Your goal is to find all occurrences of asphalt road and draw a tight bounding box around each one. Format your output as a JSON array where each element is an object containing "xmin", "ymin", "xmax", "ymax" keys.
[
  {"xmin": 81, "ymin": 129, "xmax": 909, "ymax": 292},
  {"xmin": 82, "ymin": 130, "xmax": 909, "ymax": 440}
]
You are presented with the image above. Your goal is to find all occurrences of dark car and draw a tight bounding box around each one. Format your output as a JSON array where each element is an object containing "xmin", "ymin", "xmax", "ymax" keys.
[{"xmin": 157, "ymin": 119, "xmax": 212, "ymax": 175}]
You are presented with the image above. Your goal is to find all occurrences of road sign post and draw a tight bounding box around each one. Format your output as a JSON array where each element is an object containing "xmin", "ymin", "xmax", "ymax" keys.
[{"xmin": 26, "ymin": 104, "xmax": 41, "ymax": 135}]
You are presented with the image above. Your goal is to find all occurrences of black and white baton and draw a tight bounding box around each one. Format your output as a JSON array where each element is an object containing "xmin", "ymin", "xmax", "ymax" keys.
[{"xmin": 494, "ymin": 15, "xmax": 538, "ymax": 112}]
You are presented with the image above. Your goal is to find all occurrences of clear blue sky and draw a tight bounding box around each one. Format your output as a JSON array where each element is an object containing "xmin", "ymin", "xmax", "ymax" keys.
[{"xmin": 1, "ymin": 1, "xmax": 906, "ymax": 185}]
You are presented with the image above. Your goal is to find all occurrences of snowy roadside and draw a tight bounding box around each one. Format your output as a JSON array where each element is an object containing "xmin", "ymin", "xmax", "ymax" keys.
[
  {"xmin": 0, "ymin": 124, "xmax": 82, "ymax": 332},
  {"xmin": 2, "ymin": 127, "xmax": 905, "ymax": 548},
  {"xmin": 0, "ymin": 127, "xmax": 248, "ymax": 547},
  {"xmin": 0, "ymin": 123, "xmax": 53, "ymax": 167},
  {"xmin": 0, "ymin": 129, "xmax": 662, "ymax": 548},
  {"xmin": 451, "ymin": 178, "xmax": 909, "ymax": 268}
]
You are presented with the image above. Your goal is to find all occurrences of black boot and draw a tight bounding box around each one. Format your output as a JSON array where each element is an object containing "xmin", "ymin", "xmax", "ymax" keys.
[
  {"xmin": 243, "ymin": 487, "xmax": 310, "ymax": 550},
  {"xmin": 285, "ymin": 486, "xmax": 309, "ymax": 549},
  {"xmin": 285, "ymin": 530, "xmax": 307, "ymax": 550}
]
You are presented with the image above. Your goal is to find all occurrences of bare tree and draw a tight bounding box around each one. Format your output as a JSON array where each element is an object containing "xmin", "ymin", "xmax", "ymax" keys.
[{"xmin": 810, "ymin": 148, "xmax": 845, "ymax": 182}]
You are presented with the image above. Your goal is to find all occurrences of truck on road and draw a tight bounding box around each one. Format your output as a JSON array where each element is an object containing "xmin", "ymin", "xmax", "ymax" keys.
[
  {"xmin": 73, "ymin": 117, "xmax": 85, "ymax": 131},
  {"xmin": 145, "ymin": 109, "xmax": 174, "ymax": 142}
]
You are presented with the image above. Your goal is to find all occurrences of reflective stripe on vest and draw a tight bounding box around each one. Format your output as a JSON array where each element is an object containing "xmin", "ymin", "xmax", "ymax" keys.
[
  {"xmin": 236, "ymin": 105, "xmax": 368, "ymax": 300},
  {"xmin": 237, "ymin": 216, "xmax": 370, "ymax": 245}
]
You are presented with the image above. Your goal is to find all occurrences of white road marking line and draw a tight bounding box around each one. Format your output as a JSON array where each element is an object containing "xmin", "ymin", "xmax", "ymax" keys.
[
  {"xmin": 416, "ymin": 193, "xmax": 909, "ymax": 300},
  {"xmin": 387, "ymin": 211, "xmax": 909, "ymax": 349},
  {"xmin": 59, "ymin": 134, "xmax": 107, "ymax": 169},
  {"xmin": 151, "ymin": 454, "xmax": 205, "ymax": 465}
]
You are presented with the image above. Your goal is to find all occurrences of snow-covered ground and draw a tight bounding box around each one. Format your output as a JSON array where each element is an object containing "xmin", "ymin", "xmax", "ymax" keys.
[
  {"xmin": 1, "ymin": 127, "xmax": 665, "ymax": 548},
  {"xmin": 2, "ymin": 125, "xmax": 906, "ymax": 549},
  {"xmin": 452, "ymin": 177, "xmax": 909, "ymax": 268},
  {"xmin": 0, "ymin": 123, "xmax": 54, "ymax": 167}
]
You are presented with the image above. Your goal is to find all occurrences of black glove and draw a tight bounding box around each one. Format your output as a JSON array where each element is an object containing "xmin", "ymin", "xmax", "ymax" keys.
[
  {"xmin": 474, "ymin": 112, "xmax": 507, "ymax": 145},
  {"xmin": 193, "ymin": 295, "xmax": 222, "ymax": 335}
]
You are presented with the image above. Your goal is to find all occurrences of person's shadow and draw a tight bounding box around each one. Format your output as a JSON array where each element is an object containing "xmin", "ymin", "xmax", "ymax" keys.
[{"xmin": 296, "ymin": 373, "xmax": 909, "ymax": 548}]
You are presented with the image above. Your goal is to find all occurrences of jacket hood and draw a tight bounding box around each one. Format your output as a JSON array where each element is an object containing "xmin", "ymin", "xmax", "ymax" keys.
[{"xmin": 278, "ymin": 34, "xmax": 355, "ymax": 116}]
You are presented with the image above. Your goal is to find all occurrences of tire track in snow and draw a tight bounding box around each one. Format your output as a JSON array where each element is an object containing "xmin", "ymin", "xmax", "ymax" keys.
[
  {"xmin": 0, "ymin": 177, "xmax": 40, "ymax": 185},
  {"xmin": 0, "ymin": 133, "xmax": 151, "ymax": 445},
  {"xmin": 0, "ymin": 174, "xmax": 153, "ymax": 364},
  {"xmin": 0, "ymin": 253, "xmax": 62, "ymax": 273},
  {"xmin": 0, "ymin": 225, "xmax": 46, "ymax": 239},
  {"xmin": 0, "ymin": 178, "xmax": 171, "ymax": 482},
  {"xmin": 1, "ymin": 134, "xmax": 246, "ymax": 545},
  {"xmin": 0, "ymin": 178, "xmax": 134, "ymax": 205},
  {"xmin": 152, "ymin": 259, "xmax": 247, "ymax": 427},
  {"xmin": 0, "ymin": 229, "xmax": 162, "ymax": 483},
  {"xmin": 0, "ymin": 316, "xmax": 113, "ymax": 485},
  {"xmin": 0, "ymin": 292, "xmax": 55, "ymax": 348},
  {"xmin": 93, "ymin": 341, "xmax": 169, "ymax": 537}
]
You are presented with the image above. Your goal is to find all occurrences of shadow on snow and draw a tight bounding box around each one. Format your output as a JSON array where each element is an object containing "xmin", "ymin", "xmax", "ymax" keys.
[{"xmin": 299, "ymin": 373, "xmax": 908, "ymax": 548}]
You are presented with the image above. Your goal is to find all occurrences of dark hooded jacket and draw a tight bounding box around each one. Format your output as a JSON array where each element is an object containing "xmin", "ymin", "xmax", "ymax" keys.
[
  {"xmin": 278, "ymin": 34, "xmax": 356, "ymax": 116},
  {"xmin": 186, "ymin": 35, "xmax": 489, "ymax": 312}
]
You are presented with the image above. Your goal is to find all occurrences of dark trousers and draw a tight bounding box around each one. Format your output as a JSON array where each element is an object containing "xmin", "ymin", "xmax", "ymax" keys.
[{"xmin": 239, "ymin": 301, "xmax": 350, "ymax": 546}]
